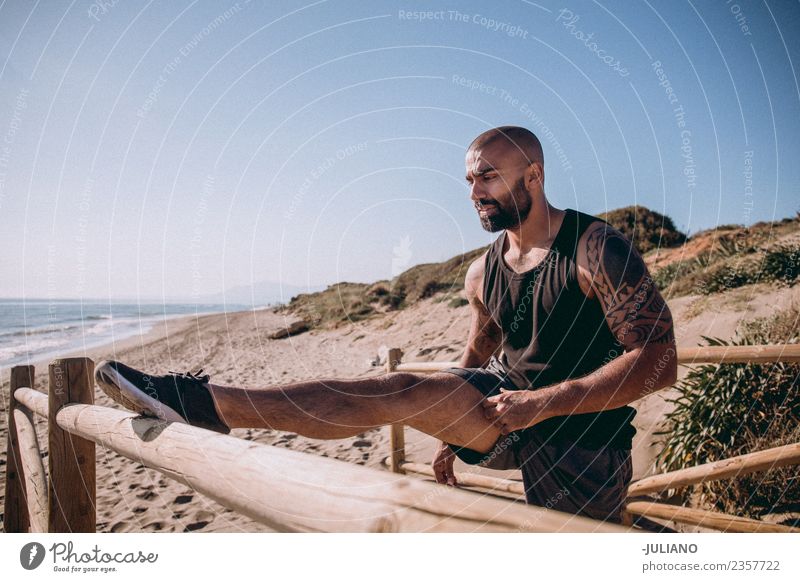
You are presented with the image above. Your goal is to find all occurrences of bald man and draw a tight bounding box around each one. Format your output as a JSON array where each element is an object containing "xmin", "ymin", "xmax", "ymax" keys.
[{"xmin": 95, "ymin": 126, "xmax": 677, "ymax": 525}]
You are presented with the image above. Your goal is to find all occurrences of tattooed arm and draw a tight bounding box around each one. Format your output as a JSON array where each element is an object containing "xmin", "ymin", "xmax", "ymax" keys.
[
  {"xmin": 483, "ymin": 221, "xmax": 678, "ymax": 434},
  {"xmin": 581, "ymin": 221, "xmax": 675, "ymax": 347}
]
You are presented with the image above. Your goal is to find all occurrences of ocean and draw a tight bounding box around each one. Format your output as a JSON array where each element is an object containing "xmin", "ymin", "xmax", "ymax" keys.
[{"xmin": 0, "ymin": 299, "xmax": 248, "ymax": 369}]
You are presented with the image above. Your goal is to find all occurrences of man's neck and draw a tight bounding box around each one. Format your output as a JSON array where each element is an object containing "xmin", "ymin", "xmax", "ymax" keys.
[{"xmin": 504, "ymin": 199, "xmax": 565, "ymax": 253}]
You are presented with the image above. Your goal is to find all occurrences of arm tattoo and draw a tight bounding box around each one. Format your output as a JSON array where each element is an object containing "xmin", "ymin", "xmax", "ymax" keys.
[{"xmin": 586, "ymin": 223, "xmax": 675, "ymax": 348}]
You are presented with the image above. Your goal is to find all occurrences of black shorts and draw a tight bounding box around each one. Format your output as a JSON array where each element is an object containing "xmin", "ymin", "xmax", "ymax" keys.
[{"xmin": 440, "ymin": 357, "xmax": 633, "ymax": 524}]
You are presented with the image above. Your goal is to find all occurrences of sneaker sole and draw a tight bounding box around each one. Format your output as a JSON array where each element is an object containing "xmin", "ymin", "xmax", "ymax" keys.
[{"xmin": 95, "ymin": 360, "xmax": 186, "ymax": 425}]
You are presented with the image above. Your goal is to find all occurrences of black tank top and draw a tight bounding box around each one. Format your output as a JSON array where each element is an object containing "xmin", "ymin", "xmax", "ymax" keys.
[{"xmin": 482, "ymin": 208, "xmax": 637, "ymax": 450}]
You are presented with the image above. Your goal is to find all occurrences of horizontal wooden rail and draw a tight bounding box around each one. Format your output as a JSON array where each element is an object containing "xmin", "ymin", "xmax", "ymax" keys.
[
  {"xmin": 395, "ymin": 361, "xmax": 457, "ymax": 373},
  {"xmin": 675, "ymin": 344, "xmax": 800, "ymax": 365},
  {"xmin": 15, "ymin": 387, "xmax": 625, "ymax": 533},
  {"xmin": 15, "ymin": 387, "xmax": 48, "ymax": 417},
  {"xmin": 394, "ymin": 344, "xmax": 800, "ymax": 373},
  {"xmin": 628, "ymin": 442, "xmax": 800, "ymax": 497},
  {"xmin": 624, "ymin": 501, "xmax": 799, "ymax": 533},
  {"xmin": 389, "ymin": 459, "xmax": 526, "ymax": 496}
]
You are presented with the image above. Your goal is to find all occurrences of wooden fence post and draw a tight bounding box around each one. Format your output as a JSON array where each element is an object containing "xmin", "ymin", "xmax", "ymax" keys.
[
  {"xmin": 3, "ymin": 365, "xmax": 34, "ymax": 533},
  {"xmin": 386, "ymin": 348, "xmax": 406, "ymax": 474},
  {"xmin": 48, "ymin": 358, "xmax": 96, "ymax": 533}
]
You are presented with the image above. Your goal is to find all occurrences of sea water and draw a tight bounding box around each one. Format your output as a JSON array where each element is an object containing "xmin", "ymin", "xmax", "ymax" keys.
[{"xmin": 0, "ymin": 299, "xmax": 246, "ymax": 368}]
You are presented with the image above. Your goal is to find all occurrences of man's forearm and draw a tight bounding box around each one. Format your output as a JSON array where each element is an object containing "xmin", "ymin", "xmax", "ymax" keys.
[{"xmin": 532, "ymin": 343, "xmax": 678, "ymax": 421}]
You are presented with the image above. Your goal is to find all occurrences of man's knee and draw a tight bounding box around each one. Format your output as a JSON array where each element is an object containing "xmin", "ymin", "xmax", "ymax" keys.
[
  {"xmin": 368, "ymin": 372, "xmax": 426, "ymax": 423},
  {"xmin": 386, "ymin": 371, "xmax": 468, "ymax": 397},
  {"xmin": 385, "ymin": 372, "xmax": 428, "ymax": 396},
  {"xmin": 382, "ymin": 371, "xmax": 466, "ymax": 416}
]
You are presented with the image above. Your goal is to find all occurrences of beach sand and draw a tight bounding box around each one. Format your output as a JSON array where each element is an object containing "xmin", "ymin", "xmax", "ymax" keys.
[{"xmin": 2, "ymin": 282, "xmax": 798, "ymax": 532}]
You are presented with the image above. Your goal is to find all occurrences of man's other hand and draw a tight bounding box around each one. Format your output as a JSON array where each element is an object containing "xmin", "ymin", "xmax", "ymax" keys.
[{"xmin": 432, "ymin": 440, "xmax": 458, "ymax": 486}]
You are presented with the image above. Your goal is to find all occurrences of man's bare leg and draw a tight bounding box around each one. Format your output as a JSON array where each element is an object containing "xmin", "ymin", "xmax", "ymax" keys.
[{"xmin": 209, "ymin": 372, "xmax": 501, "ymax": 454}]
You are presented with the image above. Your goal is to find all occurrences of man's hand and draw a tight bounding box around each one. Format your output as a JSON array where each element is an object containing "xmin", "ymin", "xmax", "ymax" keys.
[
  {"xmin": 482, "ymin": 388, "xmax": 545, "ymax": 435},
  {"xmin": 432, "ymin": 440, "xmax": 458, "ymax": 486}
]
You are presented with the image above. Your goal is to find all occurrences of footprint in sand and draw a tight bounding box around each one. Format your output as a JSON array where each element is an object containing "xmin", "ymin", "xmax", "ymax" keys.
[
  {"xmin": 352, "ymin": 439, "xmax": 372, "ymax": 448},
  {"xmin": 174, "ymin": 494, "xmax": 193, "ymax": 504},
  {"xmin": 143, "ymin": 521, "xmax": 164, "ymax": 531},
  {"xmin": 110, "ymin": 521, "xmax": 132, "ymax": 533},
  {"xmin": 276, "ymin": 434, "xmax": 298, "ymax": 446},
  {"xmin": 132, "ymin": 506, "xmax": 147, "ymax": 514},
  {"xmin": 136, "ymin": 490, "xmax": 156, "ymax": 501},
  {"xmin": 182, "ymin": 510, "xmax": 216, "ymax": 532}
]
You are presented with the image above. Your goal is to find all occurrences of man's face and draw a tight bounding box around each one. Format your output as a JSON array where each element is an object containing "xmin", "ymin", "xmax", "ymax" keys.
[{"xmin": 465, "ymin": 143, "xmax": 532, "ymax": 233}]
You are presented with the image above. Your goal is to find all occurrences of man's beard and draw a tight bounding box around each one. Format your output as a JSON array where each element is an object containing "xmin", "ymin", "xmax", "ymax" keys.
[{"xmin": 478, "ymin": 176, "xmax": 532, "ymax": 232}]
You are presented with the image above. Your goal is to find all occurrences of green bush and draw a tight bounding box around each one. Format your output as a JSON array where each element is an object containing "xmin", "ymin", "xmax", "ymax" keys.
[
  {"xmin": 652, "ymin": 260, "xmax": 701, "ymax": 293},
  {"xmin": 761, "ymin": 244, "xmax": 800, "ymax": 284},
  {"xmin": 698, "ymin": 261, "xmax": 758, "ymax": 294},
  {"xmin": 655, "ymin": 308, "xmax": 800, "ymax": 521},
  {"xmin": 697, "ymin": 244, "xmax": 800, "ymax": 294},
  {"xmin": 656, "ymin": 243, "xmax": 800, "ymax": 298},
  {"xmin": 599, "ymin": 205, "xmax": 687, "ymax": 254},
  {"xmin": 379, "ymin": 285, "xmax": 406, "ymax": 309},
  {"xmin": 448, "ymin": 296, "xmax": 469, "ymax": 308},
  {"xmin": 419, "ymin": 279, "xmax": 451, "ymax": 299}
]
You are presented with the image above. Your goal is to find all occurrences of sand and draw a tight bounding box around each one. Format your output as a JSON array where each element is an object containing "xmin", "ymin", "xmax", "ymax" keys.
[{"xmin": 1, "ymin": 281, "xmax": 798, "ymax": 532}]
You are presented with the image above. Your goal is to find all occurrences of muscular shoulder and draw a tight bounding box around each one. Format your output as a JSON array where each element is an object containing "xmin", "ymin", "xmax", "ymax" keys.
[
  {"xmin": 574, "ymin": 220, "xmax": 643, "ymax": 299},
  {"xmin": 464, "ymin": 253, "xmax": 487, "ymax": 302},
  {"xmin": 575, "ymin": 219, "xmax": 675, "ymax": 348}
]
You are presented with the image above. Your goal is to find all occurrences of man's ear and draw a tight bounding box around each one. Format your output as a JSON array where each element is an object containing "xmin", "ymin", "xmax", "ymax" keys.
[{"xmin": 525, "ymin": 162, "xmax": 544, "ymax": 189}]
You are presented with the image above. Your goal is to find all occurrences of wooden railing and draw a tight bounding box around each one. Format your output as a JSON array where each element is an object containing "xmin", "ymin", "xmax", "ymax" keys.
[
  {"xmin": 384, "ymin": 344, "xmax": 800, "ymax": 534},
  {"xmin": 3, "ymin": 357, "xmax": 626, "ymax": 533}
]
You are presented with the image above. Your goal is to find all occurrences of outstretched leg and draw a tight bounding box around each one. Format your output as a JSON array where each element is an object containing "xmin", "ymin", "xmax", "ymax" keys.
[
  {"xmin": 95, "ymin": 361, "xmax": 501, "ymax": 454},
  {"xmin": 213, "ymin": 372, "xmax": 500, "ymax": 453}
]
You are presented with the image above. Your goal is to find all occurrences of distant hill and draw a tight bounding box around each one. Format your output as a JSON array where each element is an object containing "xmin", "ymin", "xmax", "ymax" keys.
[
  {"xmin": 599, "ymin": 205, "xmax": 687, "ymax": 254},
  {"xmin": 278, "ymin": 207, "xmax": 799, "ymax": 330},
  {"xmin": 648, "ymin": 213, "xmax": 800, "ymax": 298},
  {"xmin": 277, "ymin": 246, "xmax": 486, "ymax": 329}
]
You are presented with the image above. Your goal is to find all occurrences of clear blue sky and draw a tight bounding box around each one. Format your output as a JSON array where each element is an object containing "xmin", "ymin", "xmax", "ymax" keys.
[{"xmin": 1, "ymin": 0, "xmax": 798, "ymax": 301}]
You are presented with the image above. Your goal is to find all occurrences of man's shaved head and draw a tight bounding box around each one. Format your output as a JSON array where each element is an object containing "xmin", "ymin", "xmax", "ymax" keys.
[
  {"xmin": 468, "ymin": 126, "xmax": 544, "ymax": 166},
  {"xmin": 465, "ymin": 126, "xmax": 545, "ymax": 232}
]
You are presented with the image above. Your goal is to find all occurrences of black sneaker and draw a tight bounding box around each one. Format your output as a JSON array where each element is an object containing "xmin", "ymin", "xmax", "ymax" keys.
[{"xmin": 94, "ymin": 360, "xmax": 230, "ymax": 434}]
